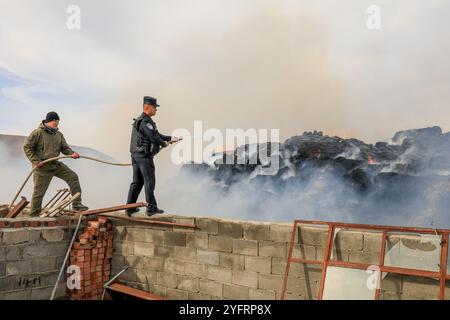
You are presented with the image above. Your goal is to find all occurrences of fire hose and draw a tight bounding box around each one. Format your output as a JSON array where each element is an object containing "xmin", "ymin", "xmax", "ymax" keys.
[{"xmin": 8, "ymin": 155, "xmax": 132, "ymax": 209}]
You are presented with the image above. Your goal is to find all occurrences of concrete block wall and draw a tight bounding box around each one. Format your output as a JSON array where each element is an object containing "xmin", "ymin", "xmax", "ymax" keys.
[
  {"xmin": 0, "ymin": 217, "xmax": 77, "ymax": 300},
  {"xmin": 111, "ymin": 215, "xmax": 447, "ymax": 300}
]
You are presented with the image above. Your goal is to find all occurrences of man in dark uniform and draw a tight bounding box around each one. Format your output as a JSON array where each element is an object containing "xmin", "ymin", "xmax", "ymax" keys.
[{"xmin": 126, "ymin": 96, "xmax": 177, "ymax": 216}]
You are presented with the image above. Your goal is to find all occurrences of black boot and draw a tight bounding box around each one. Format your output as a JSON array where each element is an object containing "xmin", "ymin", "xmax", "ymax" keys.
[
  {"xmin": 125, "ymin": 208, "xmax": 140, "ymax": 217},
  {"xmin": 146, "ymin": 207, "xmax": 164, "ymax": 216},
  {"xmin": 72, "ymin": 203, "xmax": 89, "ymax": 212}
]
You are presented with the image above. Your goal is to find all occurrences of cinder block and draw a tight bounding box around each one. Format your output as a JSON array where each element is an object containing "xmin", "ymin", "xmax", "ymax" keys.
[
  {"xmin": 0, "ymin": 261, "xmax": 5, "ymax": 277},
  {"xmin": 173, "ymin": 246, "xmax": 197, "ymax": 262},
  {"xmin": 143, "ymin": 257, "xmax": 165, "ymax": 271},
  {"xmin": 0, "ymin": 275, "xmax": 16, "ymax": 291},
  {"xmin": 186, "ymin": 233, "xmax": 208, "ymax": 250},
  {"xmin": 401, "ymin": 276, "xmax": 439, "ymax": 299},
  {"xmin": 291, "ymin": 244, "xmax": 316, "ymax": 260},
  {"xmin": 2, "ymin": 229, "xmax": 29, "ymax": 245},
  {"xmin": 113, "ymin": 226, "xmax": 126, "ymax": 240},
  {"xmin": 218, "ymin": 221, "xmax": 242, "ymax": 239},
  {"xmin": 208, "ymin": 235, "xmax": 232, "ymax": 253},
  {"xmin": 244, "ymin": 256, "xmax": 271, "ymax": 274},
  {"xmin": 348, "ymin": 250, "xmax": 380, "ymax": 265},
  {"xmin": 173, "ymin": 217, "xmax": 196, "ymax": 233},
  {"xmin": 50, "ymin": 241, "xmax": 70, "ymax": 256},
  {"xmin": 177, "ymin": 275, "xmax": 200, "ymax": 291},
  {"xmin": 153, "ymin": 246, "xmax": 174, "ymax": 258},
  {"xmin": 199, "ymin": 279, "xmax": 223, "ymax": 297},
  {"xmin": 297, "ymin": 226, "xmax": 328, "ymax": 247},
  {"xmin": 124, "ymin": 256, "xmax": 144, "ymax": 269},
  {"xmin": 144, "ymin": 229, "xmax": 165, "ymax": 243},
  {"xmin": 0, "ymin": 247, "xmax": 5, "ymax": 261},
  {"xmin": 232, "ymin": 239, "xmax": 258, "ymax": 256},
  {"xmin": 136, "ymin": 270, "xmax": 157, "ymax": 284},
  {"xmin": 334, "ymin": 230, "xmax": 364, "ymax": 251},
  {"xmin": 219, "ymin": 253, "xmax": 245, "ymax": 270},
  {"xmin": 126, "ymin": 228, "xmax": 146, "ymax": 242},
  {"xmin": 269, "ymin": 224, "xmax": 293, "ymax": 242},
  {"xmin": 6, "ymin": 246, "xmax": 23, "ymax": 261},
  {"xmin": 259, "ymin": 241, "xmax": 287, "ymax": 258},
  {"xmin": 4, "ymin": 289, "xmax": 31, "ymax": 300},
  {"xmin": 117, "ymin": 241, "xmax": 135, "ymax": 256},
  {"xmin": 249, "ymin": 288, "xmax": 276, "ymax": 300},
  {"xmin": 207, "ymin": 266, "xmax": 232, "ymax": 283},
  {"xmin": 243, "ymin": 223, "xmax": 270, "ymax": 240},
  {"xmin": 41, "ymin": 228, "xmax": 64, "ymax": 242},
  {"xmin": 223, "ymin": 284, "xmax": 249, "ymax": 300},
  {"xmin": 164, "ymin": 258, "xmax": 186, "ymax": 275},
  {"xmin": 164, "ymin": 233, "xmax": 187, "ymax": 247},
  {"xmin": 111, "ymin": 254, "xmax": 125, "ymax": 268},
  {"xmin": 271, "ymin": 257, "xmax": 287, "ymax": 275},
  {"xmin": 258, "ymin": 273, "xmax": 284, "ymax": 291},
  {"xmin": 197, "ymin": 250, "xmax": 220, "ymax": 266},
  {"xmin": 363, "ymin": 232, "xmax": 383, "ymax": 252},
  {"xmin": 134, "ymin": 242, "xmax": 154, "ymax": 257},
  {"xmin": 28, "ymin": 229, "xmax": 43, "ymax": 244},
  {"xmin": 148, "ymin": 284, "xmax": 167, "ymax": 298},
  {"xmin": 232, "ymin": 270, "xmax": 258, "ymax": 288},
  {"xmin": 23, "ymin": 245, "xmax": 49, "ymax": 259},
  {"xmin": 185, "ymin": 262, "xmax": 208, "ymax": 278},
  {"xmin": 167, "ymin": 288, "xmax": 189, "ymax": 300},
  {"xmin": 188, "ymin": 292, "xmax": 212, "ymax": 300},
  {"xmin": 6, "ymin": 260, "xmax": 32, "ymax": 276},
  {"xmin": 196, "ymin": 218, "xmax": 218, "ymax": 235},
  {"xmin": 156, "ymin": 272, "xmax": 178, "ymax": 288},
  {"xmin": 32, "ymin": 256, "xmax": 57, "ymax": 272},
  {"xmin": 30, "ymin": 286, "xmax": 53, "ymax": 300}
]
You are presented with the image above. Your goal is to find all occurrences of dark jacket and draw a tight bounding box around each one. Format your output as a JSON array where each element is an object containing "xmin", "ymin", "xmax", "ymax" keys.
[
  {"xmin": 24, "ymin": 122, "xmax": 75, "ymax": 167},
  {"xmin": 130, "ymin": 113, "xmax": 171, "ymax": 156}
]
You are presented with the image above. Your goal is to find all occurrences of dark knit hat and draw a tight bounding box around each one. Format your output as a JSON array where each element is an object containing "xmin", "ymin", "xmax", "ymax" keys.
[{"xmin": 45, "ymin": 111, "xmax": 60, "ymax": 123}]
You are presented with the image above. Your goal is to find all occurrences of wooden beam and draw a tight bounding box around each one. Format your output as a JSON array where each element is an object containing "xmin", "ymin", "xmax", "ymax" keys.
[
  {"xmin": 6, "ymin": 197, "xmax": 29, "ymax": 218},
  {"xmin": 80, "ymin": 202, "xmax": 147, "ymax": 216},
  {"xmin": 106, "ymin": 283, "xmax": 165, "ymax": 300}
]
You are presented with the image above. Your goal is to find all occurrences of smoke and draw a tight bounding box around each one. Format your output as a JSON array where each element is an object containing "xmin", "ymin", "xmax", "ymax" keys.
[{"xmin": 157, "ymin": 128, "xmax": 450, "ymax": 229}]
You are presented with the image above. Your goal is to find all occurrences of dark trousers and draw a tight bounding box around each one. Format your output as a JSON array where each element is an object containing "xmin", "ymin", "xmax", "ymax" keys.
[{"xmin": 126, "ymin": 154, "xmax": 157, "ymax": 210}]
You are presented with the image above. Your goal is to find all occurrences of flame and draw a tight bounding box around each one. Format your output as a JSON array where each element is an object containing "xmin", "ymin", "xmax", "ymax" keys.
[{"xmin": 368, "ymin": 154, "xmax": 377, "ymax": 165}]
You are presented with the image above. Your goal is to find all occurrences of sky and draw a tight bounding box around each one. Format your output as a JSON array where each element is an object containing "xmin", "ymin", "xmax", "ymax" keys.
[{"xmin": 1, "ymin": 0, "xmax": 450, "ymax": 166}]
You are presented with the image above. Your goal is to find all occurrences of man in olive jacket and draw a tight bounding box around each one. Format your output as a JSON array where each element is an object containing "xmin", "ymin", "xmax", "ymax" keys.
[{"xmin": 23, "ymin": 112, "xmax": 89, "ymax": 216}]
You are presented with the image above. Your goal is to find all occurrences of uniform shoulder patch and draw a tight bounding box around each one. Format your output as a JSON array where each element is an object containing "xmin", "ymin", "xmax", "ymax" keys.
[{"xmin": 145, "ymin": 123, "xmax": 155, "ymax": 130}]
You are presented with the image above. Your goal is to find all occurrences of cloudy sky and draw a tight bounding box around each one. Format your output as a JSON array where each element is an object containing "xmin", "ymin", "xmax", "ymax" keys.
[{"xmin": 1, "ymin": 0, "xmax": 449, "ymax": 164}]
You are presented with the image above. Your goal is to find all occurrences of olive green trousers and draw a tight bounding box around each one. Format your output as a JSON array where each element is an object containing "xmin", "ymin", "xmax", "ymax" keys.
[{"xmin": 30, "ymin": 162, "xmax": 82, "ymax": 216}]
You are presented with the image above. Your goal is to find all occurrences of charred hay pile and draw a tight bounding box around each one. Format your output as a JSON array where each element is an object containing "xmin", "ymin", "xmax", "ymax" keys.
[{"xmin": 180, "ymin": 126, "xmax": 450, "ymax": 223}]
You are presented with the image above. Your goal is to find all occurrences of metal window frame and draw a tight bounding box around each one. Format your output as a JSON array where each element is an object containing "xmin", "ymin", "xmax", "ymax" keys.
[{"xmin": 281, "ymin": 220, "xmax": 450, "ymax": 300}]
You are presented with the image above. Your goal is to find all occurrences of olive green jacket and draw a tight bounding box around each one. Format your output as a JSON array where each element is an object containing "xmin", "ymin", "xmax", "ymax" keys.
[{"xmin": 24, "ymin": 122, "xmax": 75, "ymax": 167}]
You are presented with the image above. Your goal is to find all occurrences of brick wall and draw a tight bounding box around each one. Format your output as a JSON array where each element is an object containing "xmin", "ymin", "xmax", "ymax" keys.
[
  {"xmin": 110, "ymin": 215, "xmax": 449, "ymax": 300},
  {"xmin": 0, "ymin": 217, "xmax": 79, "ymax": 300},
  {"xmin": 2, "ymin": 214, "xmax": 448, "ymax": 300}
]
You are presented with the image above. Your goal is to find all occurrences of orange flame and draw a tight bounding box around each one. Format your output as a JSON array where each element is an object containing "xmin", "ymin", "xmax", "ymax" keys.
[{"xmin": 368, "ymin": 155, "xmax": 377, "ymax": 165}]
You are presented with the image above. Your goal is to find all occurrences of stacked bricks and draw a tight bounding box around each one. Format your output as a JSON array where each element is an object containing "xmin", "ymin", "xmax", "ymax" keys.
[{"xmin": 68, "ymin": 217, "xmax": 113, "ymax": 300}]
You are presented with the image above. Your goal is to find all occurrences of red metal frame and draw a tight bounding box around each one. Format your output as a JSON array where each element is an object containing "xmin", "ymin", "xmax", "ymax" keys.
[{"xmin": 281, "ymin": 219, "xmax": 450, "ymax": 300}]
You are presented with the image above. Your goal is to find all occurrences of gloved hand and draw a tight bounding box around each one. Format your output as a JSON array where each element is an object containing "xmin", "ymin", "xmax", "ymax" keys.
[{"xmin": 170, "ymin": 137, "xmax": 183, "ymax": 144}]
